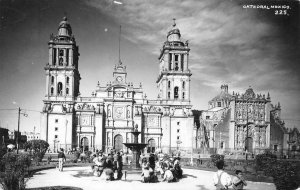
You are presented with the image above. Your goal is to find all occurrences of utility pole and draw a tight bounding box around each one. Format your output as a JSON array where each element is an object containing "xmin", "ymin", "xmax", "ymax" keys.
[{"xmin": 17, "ymin": 107, "xmax": 21, "ymax": 154}]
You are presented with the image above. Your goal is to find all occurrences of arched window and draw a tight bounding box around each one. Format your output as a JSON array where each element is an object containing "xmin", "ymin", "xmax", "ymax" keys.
[
  {"xmin": 182, "ymin": 92, "xmax": 185, "ymax": 99},
  {"xmin": 168, "ymin": 91, "xmax": 170, "ymax": 99},
  {"xmin": 114, "ymin": 135, "xmax": 123, "ymax": 151},
  {"xmin": 51, "ymin": 76, "xmax": 54, "ymax": 84},
  {"xmin": 66, "ymin": 49, "xmax": 69, "ymax": 66},
  {"xmin": 66, "ymin": 77, "xmax": 69, "ymax": 85},
  {"xmin": 53, "ymin": 48, "xmax": 57, "ymax": 65},
  {"xmin": 51, "ymin": 87, "xmax": 54, "ymax": 95},
  {"xmin": 174, "ymin": 86, "xmax": 179, "ymax": 99},
  {"xmin": 182, "ymin": 81, "xmax": 185, "ymax": 89},
  {"xmin": 66, "ymin": 88, "xmax": 69, "ymax": 95},
  {"xmin": 168, "ymin": 81, "xmax": 171, "ymax": 88},
  {"xmin": 57, "ymin": 82, "xmax": 63, "ymax": 96},
  {"xmin": 174, "ymin": 55, "xmax": 179, "ymax": 71}
]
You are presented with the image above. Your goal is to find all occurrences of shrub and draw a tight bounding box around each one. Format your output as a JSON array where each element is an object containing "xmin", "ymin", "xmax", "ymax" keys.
[
  {"xmin": 210, "ymin": 154, "xmax": 224, "ymax": 166},
  {"xmin": 255, "ymin": 153, "xmax": 300, "ymax": 190},
  {"xmin": 272, "ymin": 161, "xmax": 300, "ymax": 190},
  {"xmin": 1, "ymin": 152, "xmax": 31, "ymax": 190},
  {"xmin": 255, "ymin": 152, "xmax": 277, "ymax": 176},
  {"xmin": 24, "ymin": 140, "xmax": 49, "ymax": 164},
  {"xmin": 0, "ymin": 145, "xmax": 7, "ymax": 159}
]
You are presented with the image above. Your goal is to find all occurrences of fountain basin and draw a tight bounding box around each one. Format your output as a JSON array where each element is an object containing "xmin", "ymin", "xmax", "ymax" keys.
[{"xmin": 123, "ymin": 143, "xmax": 147, "ymax": 150}]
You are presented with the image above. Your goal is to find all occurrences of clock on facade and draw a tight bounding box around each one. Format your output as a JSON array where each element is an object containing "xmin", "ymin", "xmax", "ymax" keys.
[{"xmin": 116, "ymin": 76, "xmax": 123, "ymax": 82}]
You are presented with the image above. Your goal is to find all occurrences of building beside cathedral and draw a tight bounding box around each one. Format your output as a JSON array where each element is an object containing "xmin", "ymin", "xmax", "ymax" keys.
[
  {"xmin": 198, "ymin": 84, "xmax": 292, "ymax": 157},
  {"xmin": 40, "ymin": 17, "xmax": 194, "ymax": 154}
]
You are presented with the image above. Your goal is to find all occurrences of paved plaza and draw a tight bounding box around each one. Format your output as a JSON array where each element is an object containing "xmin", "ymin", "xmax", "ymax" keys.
[{"xmin": 26, "ymin": 166, "xmax": 276, "ymax": 190}]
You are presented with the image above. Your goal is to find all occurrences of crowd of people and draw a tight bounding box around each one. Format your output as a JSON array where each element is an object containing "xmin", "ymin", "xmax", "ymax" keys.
[
  {"xmin": 57, "ymin": 149, "xmax": 249, "ymax": 189},
  {"xmin": 140, "ymin": 153, "xmax": 183, "ymax": 183},
  {"xmin": 90, "ymin": 149, "xmax": 184, "ymax": 183},
  {"xmin": 91, "ymin": 150, "xmax": 123, "ymax": 181}
]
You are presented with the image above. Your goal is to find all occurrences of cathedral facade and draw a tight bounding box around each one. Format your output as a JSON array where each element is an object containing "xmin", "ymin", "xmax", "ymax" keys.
[
  {"xmin": 40, "ymin": 17, "xmax": 194, "ymax": 154},
  {"xmin": 198, "ymin": 85, "xmax": 289, "ymax": 156}
]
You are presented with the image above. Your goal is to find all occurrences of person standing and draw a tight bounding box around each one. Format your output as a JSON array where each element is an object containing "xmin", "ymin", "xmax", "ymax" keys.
[
  {"xmin": 148, "ymin": 153, "xmax": 156, "ymax": 171},
  {"xmin": 232, "ymin": 170, "xmax": 247, "ymax": 190},
  {"xmin": 58, "ymin": 148, "xmax": 66, "ymax": 172},
  {"xmin": 213, "ymin": 160, "xmax": 232, "ymax": 190},
  {"xmin": 93, "ymin": 150, "xmax": 106, "ymax": 177},
  {"xmin": 116, "ymin": 152, "xmax": 123, "ymax": 180}
]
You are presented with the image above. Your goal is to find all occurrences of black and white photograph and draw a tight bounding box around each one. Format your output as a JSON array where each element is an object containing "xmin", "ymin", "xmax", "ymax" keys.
[{"xmin": 0, "ymin": 0, "xmax": 299, "ymax": 189}]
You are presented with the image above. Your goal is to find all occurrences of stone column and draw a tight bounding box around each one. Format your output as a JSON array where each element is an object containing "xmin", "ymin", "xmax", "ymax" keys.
[
  {"xmin": 46, "ymin": 72, "xmax": 50, "ymax": 96},
  {"xmin": 171, "ymin": 54, "xmax": 174, "ymax": 70},
  {"xmin": 49, "ymin": 47, "xmax": 53, "ymax": 65},
  {"xmin": 184, "ymin": 53, "xmax": 188, "ymax": 71},
  {"xmin": 69, "ymin": 48, "xmax": 73, "ymax": 66},
  {"xmin": 71, "ymin": 74, "xmax": 74, "ymax": 97},
  {"xmin": 54, "ymin": 73, "xmax": 58, "ymax": 96},
  {"xmin": 56, "ymin": 48, "xmax": 59, "ymax": 66}
]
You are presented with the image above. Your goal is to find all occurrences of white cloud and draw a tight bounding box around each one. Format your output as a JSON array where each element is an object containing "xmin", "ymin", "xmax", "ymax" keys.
[{"xmin": 84, "ymin": 0, "xmax": 300, "ymax": 126}]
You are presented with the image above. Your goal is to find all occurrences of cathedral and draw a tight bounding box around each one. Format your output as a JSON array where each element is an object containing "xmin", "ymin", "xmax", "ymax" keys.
[
  {"xmin": 40, "ymin": 17, "xmax": 194, "ymax": 154},
  {"xmin": 198, "ymin": 84, "xmax": 290, "ymax": 157}
]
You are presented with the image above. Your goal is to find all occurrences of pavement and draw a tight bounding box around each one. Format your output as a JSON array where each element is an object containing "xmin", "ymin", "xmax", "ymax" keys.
[{"xmin": 26, "ymin": 166, "xmax": 276, "ymax": 190}]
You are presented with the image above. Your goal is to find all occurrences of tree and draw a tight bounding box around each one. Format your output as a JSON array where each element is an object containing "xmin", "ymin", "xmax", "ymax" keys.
[
  {"xmin": 24, "ymin": 140, "xmax": 49, "ymax": 164},
  {"xmin": 1, "ymin": 152, "xmax": 31, "ymax": 190}
]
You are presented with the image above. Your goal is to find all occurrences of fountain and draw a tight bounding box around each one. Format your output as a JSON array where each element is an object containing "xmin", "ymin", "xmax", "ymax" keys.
[{"xmin": 123, "ymin": 125, "xmax": 147, "ymax": 169}]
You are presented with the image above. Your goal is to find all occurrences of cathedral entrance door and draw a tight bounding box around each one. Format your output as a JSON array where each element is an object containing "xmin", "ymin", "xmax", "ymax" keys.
[
  {"xmin": 81, "ymin": 137, "xmax": 89, "ymax": 151},
  {"xmin": 114, "ymin": 135, "xmax": 123, "ymax": 151},
  {"xmin": 246, "ymin": 137, "xmax": 253, "ymax": 153},
  {"xmin": 147, "ymin": 139, "xmax": 156, "ymax": 153}
]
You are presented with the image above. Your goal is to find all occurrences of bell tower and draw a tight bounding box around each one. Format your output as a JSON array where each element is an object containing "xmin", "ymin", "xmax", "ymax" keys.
[
  {"xmin": 45, "ymin": 17, "xmax": 81, "ymax": 100},
  {"xmin": 156, "ymin": 19, "xmax": 191, "ymax": 104}
]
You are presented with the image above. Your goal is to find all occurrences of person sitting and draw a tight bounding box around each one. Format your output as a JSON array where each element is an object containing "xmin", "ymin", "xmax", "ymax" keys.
[
  {"xmin": 141, "ymin": 166, "xmax": 151, "ymax": 183},
  {"xmin": 155, "ymin": 158, "xmax": 164, "ymax": 178},
  {"xmin": 141, "ymin": 158, "xmax": 148, "ymax": 173},
  {"xmin": 232, "ymin": 170, "xmax": 247, "ymax": 190},
  {"xmin": 104, "ymin": 159, "xmax": 114, "ymax": 181},
  {"xmin": 163, "ymin": 166, "xmax": 174, "ymax": 183},
  {"xmin": 173, "ymin": 159, "xmax": 183, "ymax": 180}
]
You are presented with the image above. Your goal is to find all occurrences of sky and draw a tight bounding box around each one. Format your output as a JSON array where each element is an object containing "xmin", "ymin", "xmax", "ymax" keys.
[{"xmin": 0, "ymin": 0, "xmax": 299, "ymax": 133}]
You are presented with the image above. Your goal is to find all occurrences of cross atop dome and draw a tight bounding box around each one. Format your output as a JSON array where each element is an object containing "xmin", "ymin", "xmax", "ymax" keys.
[{"xmin": 173, "ymin": 18, "xmax": 176, "ymax": 27}]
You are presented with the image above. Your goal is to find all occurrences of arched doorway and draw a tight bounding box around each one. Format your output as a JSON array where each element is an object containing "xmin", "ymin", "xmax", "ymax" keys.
[
  {"xmin": 148, "ymin": 139, "xmax": 156, "ymax": 153},
  {"xmin": 246, "ymin": 137, "xmax": 253, "ymax": 153},
  {"xmin": 114, "ymin": 135, "xmax": 123, "ymax": 151},
  {"xmin": 81, "ymin": 137, "xmax": 89, "ymax": 151}
]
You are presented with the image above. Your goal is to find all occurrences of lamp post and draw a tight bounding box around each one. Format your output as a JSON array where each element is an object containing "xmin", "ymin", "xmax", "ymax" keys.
[
  {"xmin": 16, "ymin": 107, "xmax": 28, "ymax": 154},
  {"xmin": 17, "ymin": 107, "xmax": 21, "ymax": 154}
]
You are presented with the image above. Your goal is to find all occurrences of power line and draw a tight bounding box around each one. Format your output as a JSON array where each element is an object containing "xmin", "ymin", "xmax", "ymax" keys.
[
  {"xmin": 23, "ymin": 109, "xmax": 41, "ymax": 113},
  {"xmin": 0, "ymin": 108, "xmax": 17, "ymax": 111}
]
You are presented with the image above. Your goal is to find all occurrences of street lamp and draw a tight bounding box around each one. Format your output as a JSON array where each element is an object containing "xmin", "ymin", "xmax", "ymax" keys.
[{"xmin": 17, "ymin": 107, "xmax": 28, "ymax": 154}]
